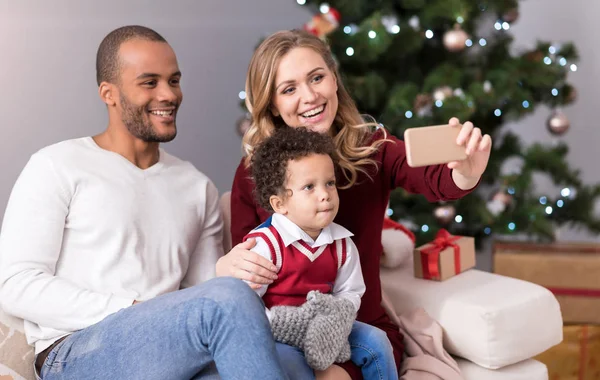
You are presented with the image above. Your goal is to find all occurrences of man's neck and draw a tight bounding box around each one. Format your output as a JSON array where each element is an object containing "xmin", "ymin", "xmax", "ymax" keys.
[{"xmin": 93, "ymin": 128, "xmax": 160, "ymax": 169}]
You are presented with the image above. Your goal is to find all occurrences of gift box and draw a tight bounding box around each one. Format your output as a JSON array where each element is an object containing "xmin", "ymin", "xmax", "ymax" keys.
[
  {"xmin": 413, "ymin": 229, "xmax": 476, "ymax": 281},
  {"xmin": 493, "ymin": 241, "xmax": 600, "ymax": 324},
  {"xmin": 535, "ymin": 324, "xmax": 600, "ymax": 380}
]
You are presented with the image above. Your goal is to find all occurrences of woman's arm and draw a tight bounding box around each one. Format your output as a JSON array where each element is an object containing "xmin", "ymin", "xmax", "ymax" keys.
[
  {"xmin": 230, "ymin": 159, "xmax": 262, "ymax": 246},
  {"xmin": 383, "ymin": 118, "xmax": 491, "ymax": 200}
]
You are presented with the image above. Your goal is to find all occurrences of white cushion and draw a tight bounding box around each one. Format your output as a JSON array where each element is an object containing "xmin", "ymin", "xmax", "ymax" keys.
[
  {"xmin": 0, "ymin": 309, "xmax": 34, "ymax": 380},
  {"xmin": 381, "ymin": 265, "xmax": 562, "ymax": 369},
  {"xmin": 457, "ymin": 358, "xmax": 548, "ymax": 380}
]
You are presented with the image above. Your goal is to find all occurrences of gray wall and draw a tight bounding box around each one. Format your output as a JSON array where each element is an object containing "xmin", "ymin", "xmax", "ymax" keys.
[
  {"xmin": 0, "ymin": 0, "xmax": 310, "ymax": 204},
  {"xmin": 1, "ymin": 0, "xmax": 598, "ymax": 242}
]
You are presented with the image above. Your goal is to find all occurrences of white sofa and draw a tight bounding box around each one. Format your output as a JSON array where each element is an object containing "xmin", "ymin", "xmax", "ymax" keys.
[
  {"xmin": 220, "ymin": 192, "xmax": 563, "ymax": 380},
  {"xmin": 0, "ymin": 192, "xmax": 562, "ymax": 380}
]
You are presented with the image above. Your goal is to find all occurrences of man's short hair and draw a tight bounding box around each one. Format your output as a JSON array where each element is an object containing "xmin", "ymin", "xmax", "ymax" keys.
[
  {"xmin": 251, "ymin": 127, "xmax": 338, "ymax": 212},
  {"xmin": 96, "ymin": 25, "xmax": 167, "ymax": 86}
]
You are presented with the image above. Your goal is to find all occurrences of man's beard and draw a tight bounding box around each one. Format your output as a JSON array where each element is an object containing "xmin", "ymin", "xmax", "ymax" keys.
[{"xmin": 120, "ymin": 94, "xmax": 178, "ymax": 143}]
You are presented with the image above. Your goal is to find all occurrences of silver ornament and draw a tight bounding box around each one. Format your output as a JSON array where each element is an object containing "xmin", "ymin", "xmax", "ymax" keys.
[
  {"xmin": 443, "ymin": 25, "xmax": 469, "ymax": 52},
  {"xmin": 546, "ymin": 111, "xmax": 570, "ymax": 136},
  {"xmin": 434, "ymin": 204, "xmax": 456, "ymax": 225}
]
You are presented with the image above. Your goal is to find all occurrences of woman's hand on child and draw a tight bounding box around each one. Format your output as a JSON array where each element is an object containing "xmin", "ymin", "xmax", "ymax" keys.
[
  {"xmin": 216, "ymin": 238, "xmax": 278, "ymax": 289},
  {"xmin": 448, "ymin": 117, "xmax": 492, "ymax": 190}
]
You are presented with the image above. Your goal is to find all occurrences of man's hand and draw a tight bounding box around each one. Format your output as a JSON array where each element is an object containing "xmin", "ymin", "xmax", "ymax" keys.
[{"xmin": 215, "ymin": 238, "xmax": 278, "ymax": 290}]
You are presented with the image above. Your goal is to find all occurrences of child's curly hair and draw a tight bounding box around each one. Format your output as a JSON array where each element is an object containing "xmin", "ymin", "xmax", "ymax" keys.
[{"xmin": 251, "ymin": 127, "xmax": 337, "ymax": 212}]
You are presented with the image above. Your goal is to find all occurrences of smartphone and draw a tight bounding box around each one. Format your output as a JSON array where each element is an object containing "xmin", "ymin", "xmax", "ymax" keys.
[{"xmin": 404, "ymin": 124, "xmax": 467, "ymax": 167}]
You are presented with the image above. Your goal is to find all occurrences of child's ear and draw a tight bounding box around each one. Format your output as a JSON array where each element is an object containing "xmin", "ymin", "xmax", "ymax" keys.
[{"xmin": 270, "ymin": 194, "xmax": 287, "ymax": 214}]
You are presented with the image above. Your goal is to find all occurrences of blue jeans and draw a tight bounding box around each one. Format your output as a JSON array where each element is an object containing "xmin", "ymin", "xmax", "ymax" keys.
[
  {"xmin": 36, "ymin": 277, "xmax": 288, "ymax": 380},
  {"xmin": 275, "ymin": 321, "xmax": 398, "ymax": 380}
]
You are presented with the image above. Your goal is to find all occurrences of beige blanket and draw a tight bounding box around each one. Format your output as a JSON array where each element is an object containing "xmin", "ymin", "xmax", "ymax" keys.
[{"xmin": 382, "ymin": 292, "xmax": 463, "ymax": 380}]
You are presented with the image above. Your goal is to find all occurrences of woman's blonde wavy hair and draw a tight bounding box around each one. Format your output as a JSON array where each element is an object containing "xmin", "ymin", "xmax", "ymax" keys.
[{"xmin": 242, "ymin": 29, "xmax": 388, "ymax": 188}]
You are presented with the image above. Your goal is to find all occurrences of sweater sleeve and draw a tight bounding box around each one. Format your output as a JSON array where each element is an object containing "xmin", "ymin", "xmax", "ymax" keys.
[
  {"xmin": 247, "ymin": 237, "xmax": 274, "ymax": 298},
  {"xmin": 181, "ymin": 179, "xmax": 224, "ymax": 288},
  {"xmin": 332, "ymin": 238, "xmax": 365, "ymax": 313},
  {"xmin": 230, "ymin": 159, "xmax": 262, "ymax": 246},
  {"xmin": 0, "ymin": 153, "xmax": 133, "ymax": 331},
  {"xmin": 380, "ymin": 130, "xmax": 477, "ymax": 201}
]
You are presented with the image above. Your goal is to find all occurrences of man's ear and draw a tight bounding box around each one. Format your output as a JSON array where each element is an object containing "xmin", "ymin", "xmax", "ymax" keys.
[
  {"xmin": 99, "ymin": 82, "xmax": 117, "ymax": 107},
  {"xmin": 270, "ymin": 194, "xmax": 287, "ymax": 214}
]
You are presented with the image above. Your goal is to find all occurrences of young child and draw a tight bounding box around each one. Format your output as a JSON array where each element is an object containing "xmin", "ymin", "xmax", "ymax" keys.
[{"xmin": 245, "ymin": 127, "xmax": 398, "ymax": 379}]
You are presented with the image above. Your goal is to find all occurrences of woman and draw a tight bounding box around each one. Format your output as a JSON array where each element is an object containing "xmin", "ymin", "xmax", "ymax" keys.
[{"xmin": 217, "ymin": 30, "xmax": 492, "ymax": 379}]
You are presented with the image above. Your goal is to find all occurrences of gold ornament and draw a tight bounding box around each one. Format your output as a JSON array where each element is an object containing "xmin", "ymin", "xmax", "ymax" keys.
[
  {"xmin": 502, "ymin": 8, "xmax": 519, "ymax": 23},
  {"xmin": 443, "ymin": 24, "xmax": 469, "ymax": 52},
  {"xmin": 414, "ymin": 93, "xmax": 433, "ymax": 109},
  {"xmin": 434, "ymin": 204, "xmax": 456, "ymax": 225},
  {"xmin": 524, "ymin": 50, "xmax": 544, "ymax": 63},
  {"xmin": 546, "ymin": 111, "xmax": 570, "ymax": 136},
  {"xmin": 566, "ymin": 87, "xmax": 577, "ymax": 104},
  {"xmin": 492, "ymin": 191, "xmax": 513, "ymax": 206},
  {"xmin": 433, "ymin": 86, "xmax": 453, "ymax": 102}
]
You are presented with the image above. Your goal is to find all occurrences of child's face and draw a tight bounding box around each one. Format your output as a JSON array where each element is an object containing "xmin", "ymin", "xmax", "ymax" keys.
[{"xmin": 276, "ymin": 153, "xmax": 339, "ymax": 239}]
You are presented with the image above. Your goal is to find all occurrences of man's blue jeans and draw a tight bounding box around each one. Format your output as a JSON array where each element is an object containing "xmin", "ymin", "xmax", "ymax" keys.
[
  {"xmin": 36, "ymin": 277, "xmax": 288, "ymax": 380},
  {"xmin": 275, "ymin": 320, "xmax": 398, "ymax": 380}
]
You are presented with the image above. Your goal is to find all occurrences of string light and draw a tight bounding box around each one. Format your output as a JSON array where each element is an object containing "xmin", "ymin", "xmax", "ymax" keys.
[
  {"xmin": 570, "ymin": 64, "xmax": 578, "ymax": 72},
  {"xmin": 508, "ymin": 222, "xmax": 516, "ymax": 231},
  {"xmin": 548, "ymin": 46, "xmax": 556, "ymax": 54},
  {"xmin": 539, "ymin": 196, "xmax": 547, "ymax": 205},
  {"xmin": 435, "ymin": 100, "xmax": 443, "ymax": 107},
  {"xmin": 344, "ymin": 24, "xmax": 359, "ymax": 36},
  {"xmin": 238, "ymin": 91, "xmax": 246, "ymax": 100},
  {"xmin": 405, "ymin": 110, "xmax": 413, "ymax": 118},
  {"xmin": 551, "ymin": 88, "xmax": 559, "ymax": 96},
  {"xmin": 479, "ymin": 38, "xmax": 487, "ymax": 46},
  {"xmin": 421, "ymin": 225, "xmax": 430, "ymax": 232},
  {"xmin": 502, "ymin": 22, "xmax": 510, "ymax": 30},
  {"xmin": 545, "ymin": 206, "xmax": 553, "ymax": 215},
  {"xmin": 522, "ymin": 100, "xmax": 530, "ymax": 108},
  {"xmin": 561, "ymin": 187, "xmax": 571, "ymax": 197},
  {"xmin": 544, "ymin": 57, "xmax": 552, "ymax": 65},
  {"xmin": 390, "ymin": 25, "xmax": 400, "ymax": 34},
  {"xmin": 494, "ymin": 109, "xmax": 502, "ymax": 117},
  {"xmin": 386, "ymin": 208, "xmax": 393, "ymax": 216},
  {"xmin": 494, "ymin": 21, "xmax": 502, "ymax": 30},
  {"xmin": 484, "ymin": 227, "xmax": 492, "ymax": 235},
  {"xmin": 296, "ymin": 0, "xmax": 306, "ymax": 4},
  {"xmin": 456, "ymin": 16, "xmax": 464, "ymax": 24},
  {"xmin": 557, "ymin": 200, "xmax": 564, "ymax": 207},
  {"xmin": 465, "ymin": 39, "xmax": 473, "ymax": 47},
  {"xmin": 346, "ymin": 47, "xmax": 354, "ymax": 56},
  {"xmin": 368, "ymin": 30, "xmax": 377, "ymax": 39},
  {"xmin": 508, "ymin": 187, "xmax": 515, "ymax": 194},
  {"xmin": 559, "ymin": 57, "xmax": 567, "ymax": 66},
  {"xmin": 455, "ymin": 215, "xmax": 463, "ymax": 223},
  {"xmin": 319, "ymin": 3, "xmax": 330, "ymax": 13},
  {"xmin": 425, "ymin": 30, "xmax": 434, "ymax": 39}
]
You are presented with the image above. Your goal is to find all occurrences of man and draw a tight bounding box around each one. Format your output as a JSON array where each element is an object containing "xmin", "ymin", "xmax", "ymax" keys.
[{"xmin": 0, "ymin": 25, "xmax": 287, "ymax": 380}]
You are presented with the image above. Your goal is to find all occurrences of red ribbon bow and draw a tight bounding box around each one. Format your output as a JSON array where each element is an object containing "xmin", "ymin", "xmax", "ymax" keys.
[{"xmin": 420, "ymin": 229, "xmax": 461, "ymax": 280}]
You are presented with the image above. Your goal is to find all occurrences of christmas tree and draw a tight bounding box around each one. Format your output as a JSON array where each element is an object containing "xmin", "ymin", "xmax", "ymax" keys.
[{"xmin": 242, "ymin": 0, "xmax": 600, "ymax": 246}]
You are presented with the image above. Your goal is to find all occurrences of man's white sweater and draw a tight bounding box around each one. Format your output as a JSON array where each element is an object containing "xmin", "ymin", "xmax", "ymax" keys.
[{"xmin": 0, "ymin": 137, "xmax": 224, "ymax": 354}]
